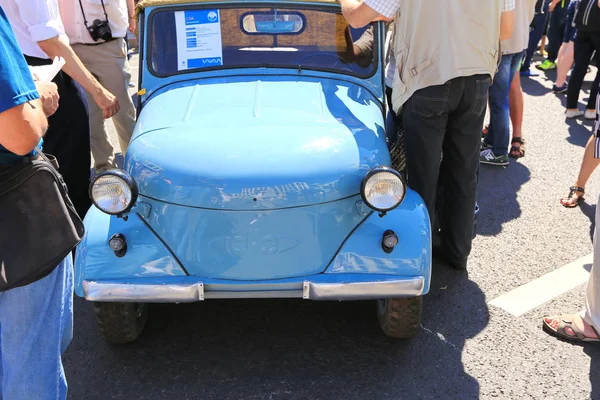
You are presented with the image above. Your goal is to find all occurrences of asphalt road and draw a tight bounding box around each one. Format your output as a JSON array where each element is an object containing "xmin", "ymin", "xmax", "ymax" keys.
[{"xmin": 64, "ymin": 54, "xmax": 600, "ymax": 400}]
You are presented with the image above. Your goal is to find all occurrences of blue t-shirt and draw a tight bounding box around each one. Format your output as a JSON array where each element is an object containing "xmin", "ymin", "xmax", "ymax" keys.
[{"xmin": 0, "ymin": 6, "xmax": 41, "ymax": 164}]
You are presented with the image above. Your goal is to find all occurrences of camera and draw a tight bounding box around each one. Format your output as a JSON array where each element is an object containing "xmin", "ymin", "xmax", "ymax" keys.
[{"xmin": 88, "ymin": 19, "xmax": 113, "ymax": 42}]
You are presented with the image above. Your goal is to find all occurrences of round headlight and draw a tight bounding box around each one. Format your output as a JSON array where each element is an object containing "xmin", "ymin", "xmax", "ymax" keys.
[
  {"xmin": 361, "ymin": 167, "xmax": 406, "ymax": 212},
  {"xmin": 90, "ymin": 170, "xmax": 138, "ymax": 215}
]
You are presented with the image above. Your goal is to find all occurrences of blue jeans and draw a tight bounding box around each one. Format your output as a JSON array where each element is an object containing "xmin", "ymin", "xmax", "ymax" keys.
[
  {"xmin": 484, "ymin": 52, "xmax": 524, "ymax": 157},
  {"xmin": 0, "ymin": 255, "xmax": 74, "ymax": 400}
]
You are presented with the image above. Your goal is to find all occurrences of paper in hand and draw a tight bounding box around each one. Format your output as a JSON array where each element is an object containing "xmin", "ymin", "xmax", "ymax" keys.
[{"xmin": 29, "ymin": 57, "xmax": 66, "ymax": 82}]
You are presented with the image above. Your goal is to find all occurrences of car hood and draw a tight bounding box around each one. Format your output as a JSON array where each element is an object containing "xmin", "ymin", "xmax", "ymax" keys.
[{"xmin": 126, "ymin": 77, "xmax": 388, "ymax": 209}]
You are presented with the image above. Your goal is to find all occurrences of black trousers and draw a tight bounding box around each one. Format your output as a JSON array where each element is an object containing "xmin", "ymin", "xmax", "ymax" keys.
[
  {"xmin": 566, "ymin": 31, "xmax": 600, "ymax": 110},
  {"xmin": 25, "ymin": 56, "xmax": 92, "ymax": 219},
  {"xmin": 547, "ymin": 2, "xmax": 570, "ymax": 62},
  {"xmin": 403, "ymin": 75, "xmax": 490, "ymax": 265}
]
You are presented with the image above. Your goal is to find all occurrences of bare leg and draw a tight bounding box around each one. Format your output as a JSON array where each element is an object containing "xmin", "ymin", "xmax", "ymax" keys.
[
  {"xmin": 560, "ymin": 134, "xmax": 600, "ymax": 206},
  {"xmin": 509, "ymin": 71, "xmax": 524, "ymax": 157},
  {"xmin": 556, "ymin": 41, "xmax": 575, "ymax": 87},
  {"xmin": 540, "ymin": 35, "xmax": 547, "ymax": 56}
]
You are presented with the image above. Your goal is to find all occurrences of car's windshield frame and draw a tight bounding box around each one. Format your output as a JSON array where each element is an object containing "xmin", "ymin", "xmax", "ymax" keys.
[{"xmin": 145, "ymin": 2, "xmax": 380, "ymax": 80}]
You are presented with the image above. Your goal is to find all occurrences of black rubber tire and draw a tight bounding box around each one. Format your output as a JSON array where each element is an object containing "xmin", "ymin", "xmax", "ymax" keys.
[
  {"xmin": 93, "ymin": 302, "xmax": 148, "ymax": 344},
  {"xmin": 376, "ymin": 296, "xmax": 422, "ymax": 339}
]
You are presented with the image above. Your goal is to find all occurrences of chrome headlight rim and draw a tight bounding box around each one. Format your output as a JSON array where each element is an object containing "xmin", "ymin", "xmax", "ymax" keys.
[
  {"xmin": 360, "ymin": 166, "xmax": 406, "ymax": 213},
  {"xmin": 89, "ymin": 169, "xmax": 139, "ymax": 216}
]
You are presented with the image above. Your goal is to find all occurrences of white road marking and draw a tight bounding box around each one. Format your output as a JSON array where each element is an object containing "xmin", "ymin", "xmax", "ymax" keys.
[{"xmin": 488, "ymin": 253, "xmax": 593, "ymax": 317}]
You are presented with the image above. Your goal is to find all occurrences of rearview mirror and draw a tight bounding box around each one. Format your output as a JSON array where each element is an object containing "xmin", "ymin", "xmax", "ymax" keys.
[{"xmin": 241, "ymin": 11, "xmax": 305, "ymax": 35}]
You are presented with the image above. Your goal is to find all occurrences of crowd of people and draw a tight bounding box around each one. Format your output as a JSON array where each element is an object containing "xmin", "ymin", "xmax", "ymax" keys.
[{"xmin": 0, "ymin": 0, "xmax": 599, "ymax": 398}]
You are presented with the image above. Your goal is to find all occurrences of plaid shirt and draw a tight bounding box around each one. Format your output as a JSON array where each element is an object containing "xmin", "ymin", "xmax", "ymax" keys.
[{"xmin": 365, "ymin": 0, "xmax": 516, "ymax": 19}]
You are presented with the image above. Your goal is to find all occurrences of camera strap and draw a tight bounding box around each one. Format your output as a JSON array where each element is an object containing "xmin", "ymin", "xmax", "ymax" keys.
[{"xmin": 77, "ymin": 0, "xmax": 110, "ymax": 29}]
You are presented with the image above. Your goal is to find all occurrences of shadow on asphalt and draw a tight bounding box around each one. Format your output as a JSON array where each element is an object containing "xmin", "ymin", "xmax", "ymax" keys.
[
  {"xmin": 521, "ymin": 73, "xmax": 554, "ymax": 97},
  {"xmin": 476, "ymin": 161, "xmax": 530, "ymax": 237},
  {"xmin": 64, "ymin": 264, "xmax": 489, "ymax": 400},
  {"xmin": 579, "ymin": 202, "xmax": 596, "ymax": 243},
  {"xmin": 565, "ymin": 119, "xmax": 595, "ymax": 148},
  {"xmin": 585, "ymin": 345, "xmax": 600, "ymax": 400}
]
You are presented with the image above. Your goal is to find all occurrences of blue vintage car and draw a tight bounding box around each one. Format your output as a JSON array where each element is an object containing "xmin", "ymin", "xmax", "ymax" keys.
[{"xmin": 76, "ymin": 0, "xmax": 432, "ymax": 344}]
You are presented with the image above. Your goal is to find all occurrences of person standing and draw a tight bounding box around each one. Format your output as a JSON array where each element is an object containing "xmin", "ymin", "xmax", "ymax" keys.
[
  {"xmin": 0, "ymin": 0, "xmax": 119, "ymax": 218},
  {"xmin": 544, "ymin": 94, "xmax": 600, "ymax": 337},
  {"xmin": 521, "ymin": 0, "xmax": 551, "ymax": 76},
  {"xmin": 538, "ymin": 0, "xmax": 572, "ymax": 70},
  {"xmin": 59, "ymin": 0, "xmax": 137, "ymax": 172},
  {"xmin": 339, "ymin": 0, "xmax": 515, "ymax": 270},
  {"xmin": 482, "ymin": 0, "xmax": 537, "ymax": 165},
  {"xmin": 0, "ymin": 5, "xmax": 74, "ymax": 398},
  {"xmin": 565, "ymin": 0, "xmax": 600, "ymax": 119}
]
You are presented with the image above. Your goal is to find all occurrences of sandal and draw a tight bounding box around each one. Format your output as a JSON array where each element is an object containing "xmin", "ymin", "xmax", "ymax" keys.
[
  {"xmin": 542, "ymin": 314, "xmax": 600, "ymax": 343},
  {"xmin": 509, "ymin": 137, "xmax": 525, "ymax": 158},
  {"xmin": 560, "ymin": 186, "xmax": 585, "ymax": 208}
]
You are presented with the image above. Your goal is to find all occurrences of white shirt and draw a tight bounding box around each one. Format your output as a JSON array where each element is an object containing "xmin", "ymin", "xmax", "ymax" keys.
[
  {"xmin": 0, "ymin": 0, "xmax": 68, "ymax": 59},
  {"xmin": 366, "ymin": 0, "xmax": 516, "ymax": 19},
  {"xmin": 58, "ymin": 0, "xmax": 128, "ymax": 45}
]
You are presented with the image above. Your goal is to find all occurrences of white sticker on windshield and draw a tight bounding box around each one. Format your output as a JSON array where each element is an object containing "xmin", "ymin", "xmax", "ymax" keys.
[{"xmin": 175, "ymin": 10, "xmax": 223, "ymax": 71}]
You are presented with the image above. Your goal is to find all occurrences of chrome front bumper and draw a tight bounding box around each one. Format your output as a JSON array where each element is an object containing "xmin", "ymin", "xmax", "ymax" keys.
[{"xmin": 82, "ymin": 276, "xmax": 425, "ymax": 302}]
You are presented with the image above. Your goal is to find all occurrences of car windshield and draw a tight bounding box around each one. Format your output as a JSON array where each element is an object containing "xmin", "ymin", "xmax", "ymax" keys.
[{"xmin": 148, "ymin": 5, "xmax": 378, "ymax": 78}]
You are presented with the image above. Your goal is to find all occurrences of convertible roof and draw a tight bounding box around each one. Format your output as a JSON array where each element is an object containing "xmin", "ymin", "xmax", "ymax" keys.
[{"xmin": 136, "ymin": 0, "xmax": 337, "ymax": 13}]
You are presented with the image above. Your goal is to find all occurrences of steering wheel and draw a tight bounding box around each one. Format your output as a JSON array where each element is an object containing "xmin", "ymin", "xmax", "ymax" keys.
[{"xmin": 296, "ymin": 52, "xmax": 353, "ymax": 71}]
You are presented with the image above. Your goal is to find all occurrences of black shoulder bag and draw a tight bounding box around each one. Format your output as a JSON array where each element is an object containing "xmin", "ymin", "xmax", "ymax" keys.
[{"xmin": 0, "ymin": 149, "xmax": 85, "ymax": 291}]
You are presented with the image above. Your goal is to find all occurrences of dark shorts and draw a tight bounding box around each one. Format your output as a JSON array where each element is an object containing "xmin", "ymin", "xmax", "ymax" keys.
[{"xmin": 564, "ymin": 0, "xmax": 578, "ymax": 43}]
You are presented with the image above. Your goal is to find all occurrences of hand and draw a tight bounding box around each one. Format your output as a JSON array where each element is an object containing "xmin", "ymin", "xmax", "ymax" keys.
[
  {"xmin": 549, "ymin": 0, "xmax": 559, "ymax": 12},
  {"xmin": 373, "ymin": 15, "xmax": 393, "ymax": 22},
  {"xmin": 93, "ymin": 88, "xmax": 120, "ymax": 118},
  {"xmin": 34, "ymin": 81, "xmax": 60, "ymax": 117},
  {"xmin": 128, "ymin": 17, "xmax": 136, "ymax": 33}
]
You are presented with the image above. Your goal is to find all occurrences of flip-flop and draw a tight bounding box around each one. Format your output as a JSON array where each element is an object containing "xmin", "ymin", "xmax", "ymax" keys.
[
  {"xmin": 560, "ymin": 186, "xmax": 585, "ymax": 208},
  {"xmin": 542, "ymin": 314, "xmax": 600, "ymax": 343}
]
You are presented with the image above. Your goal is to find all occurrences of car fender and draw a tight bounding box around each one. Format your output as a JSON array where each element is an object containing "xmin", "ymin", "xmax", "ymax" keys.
[
  {"xmin": 74, "ymin": 207, "xmax": 187, "ymax": 297},
  {"xmin": 325, "ymin": 189, "xmax": 432, "ymax": 294}
]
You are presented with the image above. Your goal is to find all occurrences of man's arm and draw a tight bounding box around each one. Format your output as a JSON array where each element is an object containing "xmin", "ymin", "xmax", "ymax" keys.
[
  {"xmin": 0, "ymin": 101, "xmax": 47, "ymax": 156},
  {"xmin": 12, "ymin": 1, "xmax": 119, "ymax": 119},
  {"xmin": 38, "ymin": 36, "xmax": 119, "ymax": 118},
  {"xmin": 549, "ymin": 0, "xmax": 561, "ymax": 12},
  {"xmin": 500, "ymin": 0, "xmax": 516, "ymax": 40},
  {"xmin": 339, "ymin": 0, "xmax": 381, "ymax": 28},
  {"xmin": 127, "ymin": 0, "xmax": 136, "ymax": 33}
]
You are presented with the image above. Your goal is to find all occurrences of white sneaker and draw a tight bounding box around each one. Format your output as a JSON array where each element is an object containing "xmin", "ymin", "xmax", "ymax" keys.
[
  {"xmin": 566, "ymin": 109, "xmax": 584, "ymax": 119},
  {"xmin": 585, "ymin": 109, "xmax": 597, "ymax": 120}
]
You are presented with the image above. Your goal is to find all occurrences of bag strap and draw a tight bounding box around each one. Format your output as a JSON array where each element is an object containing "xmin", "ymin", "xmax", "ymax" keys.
[{"xmin": 34, "ymin": 146, "xmax": 53, "ymax": 166}]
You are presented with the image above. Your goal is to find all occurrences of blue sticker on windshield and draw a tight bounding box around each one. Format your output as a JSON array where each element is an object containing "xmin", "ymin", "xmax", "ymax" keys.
[{"xmin": 175, "ymin": 10, "xmax": 223, "ymax": 71}]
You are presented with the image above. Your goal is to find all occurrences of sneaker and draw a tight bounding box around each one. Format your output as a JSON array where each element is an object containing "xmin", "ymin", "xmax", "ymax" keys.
[
  {"xmin": 566, "ymin": 109, "xmax": 584, "ymax": 119},
  {"xmin": 536, "ymin": 60, "xmax": 556, "ymax": 71},
  {"xmin": 480, "ymin": 149, "xmax": 509, "ymax": 166},
  {"xmin": 552, "ymin": 83, "xmax": 568, "ymax": 94},
  {"xmin": 520, "ymin": 69, "xmax": 539, "ymax": 77},
  {"xmin": 585, "ymin": 109, "xmax": 597, "ymax": 120}
]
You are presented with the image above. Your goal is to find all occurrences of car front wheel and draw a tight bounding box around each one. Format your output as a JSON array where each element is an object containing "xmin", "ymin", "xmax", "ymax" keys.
[
  {"xmin": 93, "ymin": 302, "xmax": 148, "ymax": 344},
  {"xmin": 376, "ymin": 296, "xmax": 422, "ymax": 339}
]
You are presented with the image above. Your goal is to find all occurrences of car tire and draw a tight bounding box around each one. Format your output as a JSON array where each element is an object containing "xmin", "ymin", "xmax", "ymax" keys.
[
  {"xmin": 93, "ymin": 302, "xmax": 148, "ymax": 344},
  {"xmin": 376, "ymin": 296, "xmax": 422, "ymax": 339}
]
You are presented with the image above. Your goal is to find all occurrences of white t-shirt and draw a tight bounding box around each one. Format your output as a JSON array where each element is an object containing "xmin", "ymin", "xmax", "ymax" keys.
[{"xmin": 0, "ymin": 0, "xmax": 68, "ymax": 59}]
